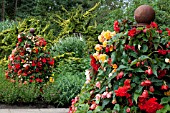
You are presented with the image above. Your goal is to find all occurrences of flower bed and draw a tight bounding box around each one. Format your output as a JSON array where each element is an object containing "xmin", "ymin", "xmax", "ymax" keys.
[{"xmin": 69, "ymin": 20, "xmax": 170, "ymax": 113}]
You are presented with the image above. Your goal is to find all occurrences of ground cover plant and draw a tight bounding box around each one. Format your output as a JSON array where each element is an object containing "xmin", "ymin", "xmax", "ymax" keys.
[{"xmin": 69, "ymin": 20, "xmax": 170, "ymax": 113}]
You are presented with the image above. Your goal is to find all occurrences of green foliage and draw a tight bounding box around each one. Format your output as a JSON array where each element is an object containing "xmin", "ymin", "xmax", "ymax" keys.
[
  {"xmin": 0, "ymin": 74, "xmax": 41, "ymax": 104},
  {"xmin": 51, "ymin": 36, "xmax": 87, "ymax": 58},
  {"xmin": 53, "ymin": 3, "xmax": 100, "ymax": 52},
  {"xmin": 42, "ymin": 73, "xmax": 85, "ymax": 107},
  {"xmin": 16, "ymin": 0, "xmax": 37, "ymax": 18},
  {"xmin": 0, "ymin": 20, "xmax": 17, "ymax": 32}
]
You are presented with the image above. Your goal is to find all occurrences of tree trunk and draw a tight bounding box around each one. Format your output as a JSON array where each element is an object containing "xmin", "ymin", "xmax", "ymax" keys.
[
  {"xmin": 1, "ymin": 0, "xmax": 5, "ymax": 21},
  {"xmin": 14, "ymin": 0, "xmax": 18, "ymax": 19}
]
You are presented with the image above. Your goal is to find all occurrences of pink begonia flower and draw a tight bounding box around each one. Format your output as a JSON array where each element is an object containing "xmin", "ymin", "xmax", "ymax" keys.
[
  {"xmin": 95, "ymin": 94, "xmax": 101, "ymax": 100},
  {"xmin": 107, "ymin": 92, "xmax": 112, "ymax": 98},
  {"xmin": 102, "ymin": 92, "xmax": 108, "ymax": 98},
  {"xmin": 126, "ymin": 108, "xmax": 131, "ymax": 113},
  {"xmin": 90, "ymin": 102, "xmax": 98, "ymax": 110},
  {"xmin": 90, "ymin": 90, "xmax": 94, "ymax": 95},
  {"xmin": 85, "ymin": 74, "xmax": 91, "ymax": 84},
  {"xmin": 96, "ymin": 81, "xmax": 101, "ymax": 89},
  {"xmin": 71, "ymin": 96, "xmax": 79, "ymax": 105}
]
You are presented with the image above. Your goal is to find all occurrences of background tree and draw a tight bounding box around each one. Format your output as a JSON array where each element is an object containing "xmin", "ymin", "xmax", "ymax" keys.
[{"xmin": 1, "ymin": 0, "xmax": 5, "ymax": 21}]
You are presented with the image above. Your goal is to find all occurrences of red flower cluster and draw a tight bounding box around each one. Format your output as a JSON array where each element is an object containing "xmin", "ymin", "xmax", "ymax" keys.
[
  {"xmin": 128, "ymin": 28, "xmax": 137, "ymax": 37},
  {"xmin": 114, "ymin": 20, "xmax": 120, "ymax": 32},
  {"xmin": 150, "ymin": 22, "xmax": 158, "ymax": 28},
  {"xmin": 158, "ymin": 49, "xmax": 168, "ymax": 55},
  {"xmin": 124, "ymin": 44, "xmax": 137, "ymax": 52},
  {"xmin": 115, "ymin": 79, "xmax": 132, "ymax": 106},
  {"xmin": 138, "ymin": 97, "xmax": 163, "ymax": 113},
  {"xmin": 90, "ymin": 55, "xmax": 100, "ymax": 72},
  {"xmin": 115, "ymin": 79, "xmax": 131, "ymax": 98},
  {"xmin": 158, "ymin": 69, "xmax": 167, "ymax": 79},
  {"xmin": 166, "ymin": 28, "xmax": 170, "ymax": 36}
]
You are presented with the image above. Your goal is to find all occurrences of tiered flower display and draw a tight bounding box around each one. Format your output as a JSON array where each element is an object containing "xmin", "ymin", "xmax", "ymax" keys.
[
  {"xmin": 5, "ymin": 30, "xmax": 55, "ymax": 84},
  {"xmin": 69, "ymin": 20, "xmax": 170, "ymax": 113}
]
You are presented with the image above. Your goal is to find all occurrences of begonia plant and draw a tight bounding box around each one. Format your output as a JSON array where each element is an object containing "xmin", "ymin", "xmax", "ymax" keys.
[
  {"xmin": 5, "ymin": 30, "xmax": 55, "ymax": 84},
  {"xmin": 69, "ymin": 20, "xmax": 170, "ymax": 113}
]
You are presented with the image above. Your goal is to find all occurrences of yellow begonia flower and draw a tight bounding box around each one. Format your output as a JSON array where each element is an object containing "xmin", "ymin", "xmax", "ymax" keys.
[
  {"xmin": 112, "ymin": 69, "xmax": 117, "ymax": 73},
  {"xmin": 43, "ymin": 46, "xmax": 46, "ymax": 51},
  {"xmin": 112, "ymin": 64, "xmax": 118, "ymax": 69},
  {"xmin": 98, "ymin": 35, "xmax": 105, "ymax": 43},
  {"xmin": 103, "ymin": 41, "xmax": 107, "ymax": 47},
  {"xmin": 95, "ymin": 44, "xmax": 102, "ymax": 51},
  {"xmin": 51, "ymin": 73, "xmax": 54, "ymax": 76},
  {"xmin": 99, "ymin": 54, "xmax": 107, "ymax": 62},
  {"xmin": 93, "ymin": 52, "xmax": 99, "ymax": 60},
  {"xmin": 49, "ymin": 77, "xmax": 54, "ymax": 83},
  {"xmin": 103, "ymin": 30, "xmax": 111, "ymax": 40},
  {"xmin": 110, "ymin": 45, "xmax": 114, "ymax": 51},
  {"xmin": 111, "ymin": 31, "xmax": 116, "ymax": 37}
]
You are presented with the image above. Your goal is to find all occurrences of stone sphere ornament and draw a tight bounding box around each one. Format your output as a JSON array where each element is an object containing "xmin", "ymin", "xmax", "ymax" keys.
[
  {"xmin": 134, "ymin": 5, "xmax": 155, "ymax": 25},
  {"xmin": 30, "ymin": 28, "xmax": 35, "ymax": 35}
]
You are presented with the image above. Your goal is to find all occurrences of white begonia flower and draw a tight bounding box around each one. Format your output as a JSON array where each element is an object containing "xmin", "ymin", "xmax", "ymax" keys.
[
  {"xmin": 85, "ymin": 80, "xmax": 90, "ymax": 84},
  {"xmin": 28, "ymin": 36, "xmax": 32, "ymax": 39},
  {"xmin": 165, "ymin": 58, "xmax": 169, "ymax": 63},
  {"xmin": 23, "ymin": 63, "xmax": 30, "ymax": 67},
  {"xmin": 26, "ymin": 47, "xmax": 32, "ymax": 53},
  {"xmin": 18, "ymin": 34, "xmax": 21, "ymax": 38},
  {"xmin": 138, "ymin": 44, "xmax": 141, "ymax": 50},
  {"xmin": 109, "ymin": 73, "xmax": 112, "ymax": 77},
  {"xmin": 85, "ymin": 69, "xmax": 90, "ymax": 76}
]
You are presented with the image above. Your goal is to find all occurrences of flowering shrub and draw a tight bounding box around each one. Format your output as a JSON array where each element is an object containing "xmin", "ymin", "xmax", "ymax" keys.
[
  {"xmin": 69, "ymin": 20, "xmax": 170, "ymax": 113},
  {"xmin": 5, "ymin": 31, "xmax": 55, "ymax": 84}
]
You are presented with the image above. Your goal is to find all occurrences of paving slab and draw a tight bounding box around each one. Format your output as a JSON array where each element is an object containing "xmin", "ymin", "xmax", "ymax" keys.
[
  {"xmin": 40, "ymin": 108, "xmax": 68, "ymax": 113},
  {"xmin": 0, "ymin": 108, "xmax": 69, "ymax": 113},
  {"xmin": 0, "ymin": 109, "xmax": 10, "ymax": 113}
]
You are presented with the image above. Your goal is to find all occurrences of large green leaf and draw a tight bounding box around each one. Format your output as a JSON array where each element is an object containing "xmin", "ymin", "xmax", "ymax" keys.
[
  {"xmin": 141, "ymin": 44, "xmax": 148, "ymax": 52},
  {"xmin": 134, "ymin": 68, "xmax": 144, "ymax": 72},
  {"xmin": 160, "ymin": 97, "xmax": 170, "ymax": 104},
  {"xmin": 130, "ymin": 59, "xmax": 138, "ymax": 66},
  {"xmin": 111, "ymin": 52, "xmax": 117, "ymax": 63},
  {"xmin": 133, "ymin": 92, "xmax": 140, "ymax": 104},
  {"xmin": 113, "ymin": 104, "xmax": 120, "ymax": 112},
  {"xmin": 102, "ymin": 99, "xmax": 110, "ymax": 109}
]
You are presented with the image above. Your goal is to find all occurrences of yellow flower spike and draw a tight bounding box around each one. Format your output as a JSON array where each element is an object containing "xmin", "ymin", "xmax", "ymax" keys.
[
  {"xmin": 112, "ymin": 64, "xmax": 118, "ymax": 69},
  {"xmin": 103, "ymin": 30, "xmax": 112, "ymax": 40},
  {"xmin": 99, "ymin": 54, "xmax": 107, "ymax": 62},
  {"xmin": 98, "ymin": 35, "xmax": 105, "ymax": 43},
  {"xmin": 95, "ymin": 44, "xmax": 102, "ymax": 51},
  {"xmin": 103, "ymin": 41, "xmax": 107, "ymax": 47},
  {"xmin": 49, "ymin": 77, "xmax": 54, "ymax": 83},
  {"xmin": 111, "ymin": 31, "xmax": 116, "ymax": 37}
]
